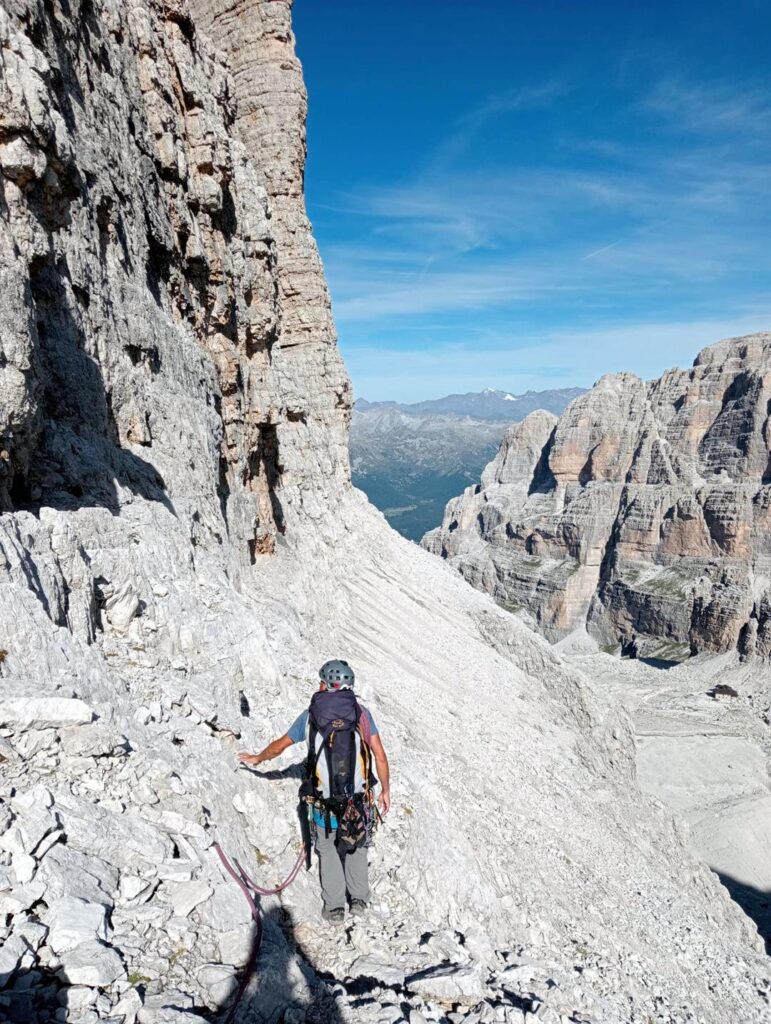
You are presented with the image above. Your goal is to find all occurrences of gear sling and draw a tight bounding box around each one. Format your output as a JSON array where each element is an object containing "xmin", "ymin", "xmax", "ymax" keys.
[{"xmin": 299, "ymin": 688, "xmax": 377, "ymax": 850}]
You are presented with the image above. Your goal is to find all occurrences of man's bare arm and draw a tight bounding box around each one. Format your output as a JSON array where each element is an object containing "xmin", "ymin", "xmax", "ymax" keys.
[
  {"xmin": 238, "ymin": 734, "xmax": 294, "ymax": 766},
  {"xmin": 370, "ymin": 734, "xmax": 391, "ymax": 815}
]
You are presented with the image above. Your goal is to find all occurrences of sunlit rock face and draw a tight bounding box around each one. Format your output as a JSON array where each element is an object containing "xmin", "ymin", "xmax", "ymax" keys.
[
  {"xmin": 425, "ymin": 334, "xmax": 771, "ymax": 658},
  {"xmin": 1, "ymin": 3, "xmax": 770, "ymax": 1023},
  {"xmin": 0, "ymin": 0, "xmax": 351, "ymax": 560}
]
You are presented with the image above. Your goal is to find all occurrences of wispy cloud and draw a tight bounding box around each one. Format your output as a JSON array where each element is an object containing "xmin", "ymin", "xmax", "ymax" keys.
[
  {"xmin": 311, "ymin": 64, "xmax": 771, "ymax": 401},
  {"xmin": 643, "ymin": 79, "xmax": 771, "ymax": 135},
  {"xmin": 581, "ymin": 240, "xmax": 621, "ymax": 261},
  {"xmin": 429, "ymin": 82, "xmax": 567, "ymax": 170},
  {"xmin": 344, "ymin": 312, "xmax": 771, "ymax": 402}
]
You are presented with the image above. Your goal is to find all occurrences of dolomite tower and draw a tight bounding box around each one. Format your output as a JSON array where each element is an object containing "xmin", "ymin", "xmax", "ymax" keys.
[{"xmin": 425, "ymin": 334, "xmax": 771, "ymax": 660}]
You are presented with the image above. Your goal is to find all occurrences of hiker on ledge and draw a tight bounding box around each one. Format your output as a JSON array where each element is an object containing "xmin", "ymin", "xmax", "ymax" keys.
[{"xmin": 239, "ymin": 659, "xmax": 391, "ymax": 924}]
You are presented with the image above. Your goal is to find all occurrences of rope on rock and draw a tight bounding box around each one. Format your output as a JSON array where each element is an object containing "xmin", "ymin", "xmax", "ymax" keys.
[
  {"xmin": 234, "ymin": 846, "xmax": 306, "ymax": 896},
  {"xmin": 212, "ymin": 842, "xmax": 307, "ymax": 1024}
]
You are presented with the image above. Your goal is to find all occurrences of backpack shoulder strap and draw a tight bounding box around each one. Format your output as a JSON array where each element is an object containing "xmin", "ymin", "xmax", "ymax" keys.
[{"xmin": 305, "ymin": 714, "xmax": 319, "ymax": 785}]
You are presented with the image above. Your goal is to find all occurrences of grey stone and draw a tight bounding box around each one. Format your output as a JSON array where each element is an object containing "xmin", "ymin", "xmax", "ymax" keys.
[
  {"xmin": 408, "ymin": 965, "xmax": 485, "ymax": 1005},
  {"xmin": 163, "ymin": 880, "xmax": 212, "ymax": 919},
  {"xmin": 351, "ymin": 955, "xmax": 406, "ymax": 988},
  {"xmin": 112, "ymin": 988, "xmax": 143, "ymax": 1024},
  {"xmin": 37, "ymin": 845, "xmax": 118, "ymax": 907},
  {"xmin": 196, "ymin": 964, "xmax": 238, "ymax": 1005},
  {"xmin": 0, "ymin": 698, "xmax": 95, "ymax": 730},
  {"xmin": 58, "ymin": 941, "xmax": 126, "ymax": 987},
  {"xmin": 43, "ymin": 896, "xmax": 109, "ymax": 953},
  {"xmin": 0, "ymin": 932, "xmax": 29, "ymax": 985}
]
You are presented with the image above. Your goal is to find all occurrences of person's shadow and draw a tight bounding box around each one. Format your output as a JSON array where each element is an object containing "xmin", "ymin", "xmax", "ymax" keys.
[
  {"xmin": 0, "ymin": 962, "xmax": 65, "ymax": 1023},
  {"xmin": 4, "ymin": 775, "xmax": 350, "ymax": 1021},
  {"xmin": 241, "ymin": 762, "xmax": 305, "ymax": 782},
  {"xmin": 4, "ymin": 907, "xmax": 347, "ymax": 1023},
  {"xmin": 239, "ymin": 903, "xmax": 345, "ymax": 1023},
  {"xmin": 177, "ymin": 903, "xmax": 345, "ymax": 1023},
  {"xmin": 5, "ymin": 795, "xmax": 339, "ymax": 1023}
]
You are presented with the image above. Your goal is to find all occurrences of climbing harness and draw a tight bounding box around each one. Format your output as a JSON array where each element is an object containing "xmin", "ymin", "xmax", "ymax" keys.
[
  {"xmin": 212, "ymin": 841, "xmax": 306, "ymax": 1024},
  {"xmin": 304, "ymin": 788, "xmax": 379, "ymax": 850}
]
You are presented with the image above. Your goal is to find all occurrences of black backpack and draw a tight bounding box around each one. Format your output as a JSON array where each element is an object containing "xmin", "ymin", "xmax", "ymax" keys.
[{"xmin": 300, "ymin": 689, "xmax": 376, "ymax": 848}]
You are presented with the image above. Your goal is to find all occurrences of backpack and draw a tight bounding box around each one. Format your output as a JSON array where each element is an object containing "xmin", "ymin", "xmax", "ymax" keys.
[{"xmin": 300, "ymin": 689, "xmax": 377, "ymax": 849}]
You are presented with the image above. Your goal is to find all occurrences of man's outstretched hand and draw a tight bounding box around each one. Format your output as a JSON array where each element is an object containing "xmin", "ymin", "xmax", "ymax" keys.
[
  {"xmin": 377, "ymin": 790, "xmax": 391, "ymax": 816},
  {"xmin": 238, "ymin": 752, "xmax": 264, "ymax": 767}
]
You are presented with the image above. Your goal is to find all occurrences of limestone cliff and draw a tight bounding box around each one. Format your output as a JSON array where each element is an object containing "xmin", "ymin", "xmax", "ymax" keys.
[
  {"xmin": 424, "ymin": 333, "xmax": 771, "ymax": 659},
  {"xmin": 1, "ymin": 5, "xmax": 770, "ymax": 1024},
  {"xmin": 0, "ymin": 0, "xmax": 350, "ymax": 561}
]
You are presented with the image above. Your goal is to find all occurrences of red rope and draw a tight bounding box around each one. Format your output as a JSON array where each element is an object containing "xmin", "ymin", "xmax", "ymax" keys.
[
  {"xmin": 234, "ymin": 847, "xmax": 305, "ymax": 896},
  {"xmin": 212, "ymin": 842, "xmax": 306, "ymax": 1024}
]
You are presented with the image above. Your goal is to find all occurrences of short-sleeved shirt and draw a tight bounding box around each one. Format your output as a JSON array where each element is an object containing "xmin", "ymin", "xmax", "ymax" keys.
[{"xmin": 286, "ymin": 704, "xmax": 379, "ymax": 745}]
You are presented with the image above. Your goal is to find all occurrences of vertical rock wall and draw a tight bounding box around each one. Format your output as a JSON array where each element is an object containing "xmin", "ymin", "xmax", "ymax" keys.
[
  {"xmin": 0, "ymin": 0, "xmax": 350, "ymax": 570},
  {"xmin": 189, "ymin": 0, "xmax": 352, "ymax": 528}
]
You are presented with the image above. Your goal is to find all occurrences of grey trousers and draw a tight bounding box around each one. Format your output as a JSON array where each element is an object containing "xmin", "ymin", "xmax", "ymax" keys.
[{"xmin": 315, "ymin": 830, "xmax": 370, "ymax": 911}]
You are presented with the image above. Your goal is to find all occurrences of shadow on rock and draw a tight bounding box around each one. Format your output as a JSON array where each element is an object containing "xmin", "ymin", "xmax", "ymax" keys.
[
  {"xmin": 0, "ymin": 962, "xmax": 64, "ymax": 1023},
  {"xmin": 638, "ymin": 656, "xmax": 680, "ymax": 671},
  {"xmin": 240, "ymin": 762, "xmax": 306, "ymax": 783},
  {"xmin": 717, "ymin": 872, "xmax": 771, "ymax": 953},
  {"xmin": 189, "ymin": 905, "xmax": 345, "ymax": 1024},
  {"xmin": 7, "ymin": 247, "xmax": 175, "ymax": 519}
]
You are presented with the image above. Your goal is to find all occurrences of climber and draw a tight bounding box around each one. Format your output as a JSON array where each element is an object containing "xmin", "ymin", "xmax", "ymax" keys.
[{"xmin": 238, "ymin": 659, "xmax": 390, "ymax": 924}]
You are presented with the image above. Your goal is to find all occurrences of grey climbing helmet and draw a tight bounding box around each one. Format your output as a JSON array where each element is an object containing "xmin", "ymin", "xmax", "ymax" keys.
[{"xmin": 319, "ymin": 659, "xmax": 355, "ymax": 689}]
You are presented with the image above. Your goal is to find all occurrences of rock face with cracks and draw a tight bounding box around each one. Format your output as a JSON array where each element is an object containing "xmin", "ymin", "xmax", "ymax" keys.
[
  {"xmin": 425, "ymin": 335, "xmax": 771, "ymax": 660},
  {"xmin": 0, "ymin": 3, "xmax": 770, "ymax": 1024}
]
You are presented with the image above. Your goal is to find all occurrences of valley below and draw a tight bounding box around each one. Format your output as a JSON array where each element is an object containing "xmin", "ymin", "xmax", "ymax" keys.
[{"xmin": 350, "ymin": 389, "xmax": 583, "ymax": 540}]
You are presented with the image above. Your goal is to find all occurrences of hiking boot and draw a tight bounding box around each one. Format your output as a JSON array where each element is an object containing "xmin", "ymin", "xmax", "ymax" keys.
[
  {"xmin": 349, "ymin": 899, "xmax": 368, "ymax": 917},
  {"xmin": 322, "ymin": 907, "xmax": 345, "ymax": 924}
]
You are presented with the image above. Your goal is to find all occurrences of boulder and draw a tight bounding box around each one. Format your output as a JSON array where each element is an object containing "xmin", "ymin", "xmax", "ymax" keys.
[
  {"xmin": 196, "ymin": 963, "xmax": 238, "ymax": 1005},
  {"xmin": 163, "ymin": 880, "xmax": 212, "ymax": 919},
  {"xmin": 43, "ymin": 896, "xmax": 109, "ymax": 953},
  {"xmin": 350, "ymin": 955, "xmax": 406, "ymax": 988},
  {"xmin": 0, "ymin": 933, "xmax": 31, "ymax": 986},
  {"xmin": 0, "ymin": 698, "xmax": 95, "ymax": 730},
  {"xmin": 58, "ymin": 941, "xmax": 126, "ymax": 987},
  {"xmin": 407, "ymin": 965, "xmax": 486, "ymax": 1005}
]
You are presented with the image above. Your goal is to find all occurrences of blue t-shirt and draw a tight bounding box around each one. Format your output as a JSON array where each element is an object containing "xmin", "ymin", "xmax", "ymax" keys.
[{"xmin": 288, "ymin": 702, "xmax": 378, "ymax": 831}]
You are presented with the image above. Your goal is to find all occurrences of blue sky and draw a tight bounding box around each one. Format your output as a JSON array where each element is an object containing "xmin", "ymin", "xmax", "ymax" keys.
[{"xmin": 294, "ymin": 0, "xmax": 771, "ymax": 402}]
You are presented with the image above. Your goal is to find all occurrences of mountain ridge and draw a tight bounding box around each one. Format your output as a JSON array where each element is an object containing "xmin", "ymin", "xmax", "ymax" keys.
[
  {"xmin": 351, "ymin": 387, "xmax": 586, "ymax": 540},
  {"xmin": 424, "ymin": 332, "xmax": 771, "ymax": 662},
  {"xmin": 357, "ymin": 386, "xmax": 586, "ymax": 421}
]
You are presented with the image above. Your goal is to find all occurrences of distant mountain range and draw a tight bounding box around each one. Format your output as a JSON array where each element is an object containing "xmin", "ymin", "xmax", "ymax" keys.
[
  {"xmin": 358, "ymin": 386, "xmax": 585, "ymax": 422},
  {"xmin": 351, "ymin": 387, "xmax": 585, "ymax": 540}
]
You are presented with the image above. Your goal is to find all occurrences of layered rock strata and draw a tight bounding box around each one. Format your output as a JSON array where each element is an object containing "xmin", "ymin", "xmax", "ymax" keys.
[
  {"xmin": 0, "ymin": 0, "xmax": 349, "ymax": 562},
  {"xmin": 1, "ymin": 4, "xmax": 770, "ymax": 1024},
  {"xmin": 425, "ymin": 334, "xmax": 771, "ymax": 658}
]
